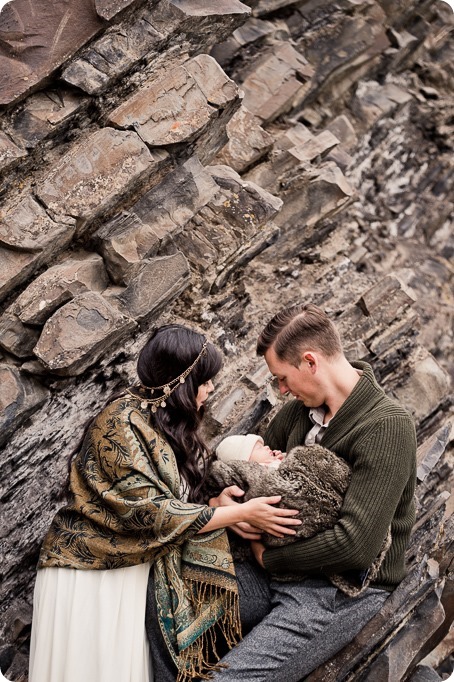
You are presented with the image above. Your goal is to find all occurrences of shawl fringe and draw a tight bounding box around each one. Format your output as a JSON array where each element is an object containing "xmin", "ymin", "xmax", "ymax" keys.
[{"xmin": 176, "ymin": 579, "xmax": 242, "ymax": 682}]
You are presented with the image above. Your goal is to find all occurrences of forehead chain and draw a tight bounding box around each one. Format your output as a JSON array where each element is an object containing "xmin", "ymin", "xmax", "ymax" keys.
[{"xmin": 125, "ymin": 341, "xmax": 208, "ymax": 412}]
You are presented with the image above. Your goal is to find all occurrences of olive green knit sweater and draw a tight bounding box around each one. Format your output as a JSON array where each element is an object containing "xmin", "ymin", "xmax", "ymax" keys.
[{"xmin": 263, "ymin": 361, "xmax": 417, "ymax": 590}]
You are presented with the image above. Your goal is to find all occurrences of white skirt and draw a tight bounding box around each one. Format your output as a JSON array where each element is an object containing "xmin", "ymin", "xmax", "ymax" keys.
[{"xmin": 29, "ymin": 563, "xmax": 152, "ymax": 682}]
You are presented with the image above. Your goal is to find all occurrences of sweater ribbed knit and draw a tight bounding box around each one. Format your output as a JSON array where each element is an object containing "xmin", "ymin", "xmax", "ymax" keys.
[{"xmin": 263, "ymin": 361, "xmax": 417, "ymax": 589}]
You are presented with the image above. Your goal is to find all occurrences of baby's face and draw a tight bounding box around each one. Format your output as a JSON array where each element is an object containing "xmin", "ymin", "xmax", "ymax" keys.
[{"xmin": 250, "ymin": 442, "xmax": 284, "ymax": 464}]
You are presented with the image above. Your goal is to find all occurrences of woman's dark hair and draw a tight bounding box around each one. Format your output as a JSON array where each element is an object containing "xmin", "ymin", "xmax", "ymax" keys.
[
  {"xmin": 64, "ymin": 324, "xmax": 222, "ymax": 505},
  {"xmin": 136, "ymin": 324, "xmax": 222, "ymax": 503}
]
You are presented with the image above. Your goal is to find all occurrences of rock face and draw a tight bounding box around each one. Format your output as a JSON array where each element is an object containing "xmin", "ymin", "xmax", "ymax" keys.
[
  {"xmin": 0, "ymin": 0, "xmax": 105, "ymax": 106},
  {"xmin": 238, "ymin": 42, "xmax": 315, "ymax": 122},
  {"xmin": 37, "ymin": 128, "xmax": 166, "ymax": 234},
  {"xmin": 0, "ymin": 365, "xmax": 48, "ymax": 448},
  {"xmin": 0, "ymin": 0, "xmax": 453, "ymax": 680},
  {"xmin": 0, "ymin": 195, "xmax": 76, "ymax": 302},
  {"xmin": 33, "ymin": 292, "xmax": 137, "ymax": 376},
  {"xmin": 107, "ymin": 54, "xmax": 241, "ymax": 162},
  {"xmin": 12, "ymin": 254, "xmax": 109, "ymax": 326}
]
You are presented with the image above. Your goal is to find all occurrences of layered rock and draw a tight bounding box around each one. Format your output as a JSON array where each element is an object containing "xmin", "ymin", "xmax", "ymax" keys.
[
  {"xmin": 33, "ymin": 292, "xmax": 137, "ymax": 376},
  {"xmin": 0, "ymin": 365, "xmax": 48, "ymax": 448},
  {"xmin": 107, "ymin": 54, "xmax": 241, "ymax": 163},
  {"xmin": 0, "ymin": 196, "xmax": 76, "ymax": 302},
  {"xmin": 36, "ymin": 128, "xmax": 165, "ymax": 234}
]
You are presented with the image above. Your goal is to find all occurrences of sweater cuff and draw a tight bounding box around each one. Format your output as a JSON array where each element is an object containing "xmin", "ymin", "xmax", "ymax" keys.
[{"xmin": 263, "ymin": 544, "xmax": 297, "ymax": 574}]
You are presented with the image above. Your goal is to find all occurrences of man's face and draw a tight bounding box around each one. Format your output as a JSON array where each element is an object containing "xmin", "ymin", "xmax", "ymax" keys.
[{"xmin": 264, "ymin": 346, "xmax": 323, "ymax": 408}]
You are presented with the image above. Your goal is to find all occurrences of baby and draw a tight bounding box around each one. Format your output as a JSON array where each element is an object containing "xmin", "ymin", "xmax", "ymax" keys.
[
  {"xmin": 216, "ymin": 433, "xmax": 284, "ymax": 468},
  {"xmin": 212, "ymin": 433, "xmax": 352, "ymax": 551},
  {"xmin": 210, "ymin": 433, "xmax": 391, "ymax": 597}
]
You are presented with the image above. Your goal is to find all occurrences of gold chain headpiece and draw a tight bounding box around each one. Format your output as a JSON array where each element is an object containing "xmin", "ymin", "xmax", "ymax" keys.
[{"xmin": 125, "ymin": 341, "xmax": 208, "ymax": 412}]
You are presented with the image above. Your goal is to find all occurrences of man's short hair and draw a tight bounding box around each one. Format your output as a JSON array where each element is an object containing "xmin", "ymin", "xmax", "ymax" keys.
[{"xmin": 256, "ymin": 303, "xmax": 343, "ymax": 366}]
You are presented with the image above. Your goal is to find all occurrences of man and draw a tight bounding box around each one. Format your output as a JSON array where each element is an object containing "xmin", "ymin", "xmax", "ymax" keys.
[{"xmin": 210, "ymin": 302, "xmax": 417, "ymax": 681}]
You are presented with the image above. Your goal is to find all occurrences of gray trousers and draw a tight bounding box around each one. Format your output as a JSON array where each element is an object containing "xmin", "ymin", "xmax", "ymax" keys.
[
  {"xmin": 146, "ymin": 561, "xmax": 388, "ymax": 682},
  {"xmin": 209, "ymin": 576, "xmax": 388, "ymax": 682}
]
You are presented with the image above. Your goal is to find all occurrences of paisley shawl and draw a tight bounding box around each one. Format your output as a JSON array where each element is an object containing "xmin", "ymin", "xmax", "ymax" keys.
[{"xmin": 38, "ymin": 396, "xmax": 241, "ymax": 680}]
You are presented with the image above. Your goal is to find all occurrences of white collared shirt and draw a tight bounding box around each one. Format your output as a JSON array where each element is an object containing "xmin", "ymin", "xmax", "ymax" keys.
[{"xmin": 304, "ymin": 406, "xmax": 330, "ymax": 445}]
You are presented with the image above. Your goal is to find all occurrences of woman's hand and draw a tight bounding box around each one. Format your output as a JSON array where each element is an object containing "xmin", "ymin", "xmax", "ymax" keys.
[
  {"xmin": 209, "ymin": 485, "xmax": 245, "ymax": 508},
  {"xmin": 209, "ymin": 486, "xmax": 263, "ymax": 539},
  {"xmin": 241, "ymin": 496, "xmax": 301, "ymax": 538},
  {"xmin": 201, "ymin": 489, "xmax": 300, "ymax": 538}
]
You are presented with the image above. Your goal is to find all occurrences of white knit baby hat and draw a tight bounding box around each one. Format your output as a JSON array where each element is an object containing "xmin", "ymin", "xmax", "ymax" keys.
[{"xmin": 216, "ymin": 434, "xmax": 264, "ymax": 463}]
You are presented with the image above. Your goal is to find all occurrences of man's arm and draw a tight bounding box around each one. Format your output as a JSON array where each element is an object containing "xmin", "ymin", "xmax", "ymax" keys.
[{"xmin": 263, "ymin": 414, "xmax": 417, "ymax": 576}]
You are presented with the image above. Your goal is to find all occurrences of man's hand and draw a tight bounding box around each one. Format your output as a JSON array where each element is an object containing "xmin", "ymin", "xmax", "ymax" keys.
[
  {"xmin": 251, "ymin": 540, "xmax": 266, "ymax": 568},
  {"xmin": 230, "ymin": 522, "xmax": 263, "ymax": 540}
]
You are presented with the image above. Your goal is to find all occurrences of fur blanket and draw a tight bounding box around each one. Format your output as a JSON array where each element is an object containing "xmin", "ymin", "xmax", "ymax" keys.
[{"xmin": 206, "ymin": 444, "xmax": 391, "ymax": 597}]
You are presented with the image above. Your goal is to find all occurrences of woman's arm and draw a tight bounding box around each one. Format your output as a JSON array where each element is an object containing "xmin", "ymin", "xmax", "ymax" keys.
[
  {"xmin": 201, "ymin": 485, "xmax": 301, "ymax": 537},
  {"xmin": 91, "ymin": 404, "xmax": 300, "ymax": 543}
]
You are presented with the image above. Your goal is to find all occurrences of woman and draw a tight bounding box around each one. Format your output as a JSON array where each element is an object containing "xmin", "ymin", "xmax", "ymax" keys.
[{"xmin": 29, "ymin": 324, "xmax": 299, "ymax": 682}]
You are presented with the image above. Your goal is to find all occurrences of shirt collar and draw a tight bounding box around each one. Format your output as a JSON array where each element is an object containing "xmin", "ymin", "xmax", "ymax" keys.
[{"xmin": 309, "ymin": 405, "xmax": 329, "ymax": 427}]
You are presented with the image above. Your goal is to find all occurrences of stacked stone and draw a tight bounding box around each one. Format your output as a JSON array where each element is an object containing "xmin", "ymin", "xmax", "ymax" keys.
[{"xmin": 0, "ymin": 0, "xmax": 452, "ymax": 679}]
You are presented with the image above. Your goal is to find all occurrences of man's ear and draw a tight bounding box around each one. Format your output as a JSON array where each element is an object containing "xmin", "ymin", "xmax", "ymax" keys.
[{"xmin": 302, "ymin": 351, "xmax": 317, "ymax": 371}]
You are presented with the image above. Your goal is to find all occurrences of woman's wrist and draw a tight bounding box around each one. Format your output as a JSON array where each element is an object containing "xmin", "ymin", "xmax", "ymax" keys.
[
  {"xmin": 216, "ymin": 505, "xmax": 244, "ymax": 526},
  {"xmin": 215, "ymin": 504, "xmax": 247, "ymax": 526},
  {"xmin": 198, "ymin": 503, "xmax": 244, "ymax": 533}
]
